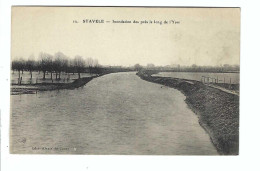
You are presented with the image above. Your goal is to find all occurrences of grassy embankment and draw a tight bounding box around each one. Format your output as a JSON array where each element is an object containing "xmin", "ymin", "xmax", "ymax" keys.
[{"xmin": 137, "ymin": 70, "xmax": 239, "ymax": 155}]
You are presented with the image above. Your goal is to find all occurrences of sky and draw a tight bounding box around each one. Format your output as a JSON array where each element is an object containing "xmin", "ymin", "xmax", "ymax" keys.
[{"xmin": 11, "ymin": 7, "xmax": 240, "ymax": 66}]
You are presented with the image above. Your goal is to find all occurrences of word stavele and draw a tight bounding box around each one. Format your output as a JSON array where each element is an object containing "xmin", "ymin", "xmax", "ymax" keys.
[{"xmin": 82, "ymin": 19, "xmax": 104, "ymax": 23}]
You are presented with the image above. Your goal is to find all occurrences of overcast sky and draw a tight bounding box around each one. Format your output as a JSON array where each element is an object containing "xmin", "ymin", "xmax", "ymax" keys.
[{"xmin": 11, "ymin": 7, "xmax": 240, "ymax": 66}]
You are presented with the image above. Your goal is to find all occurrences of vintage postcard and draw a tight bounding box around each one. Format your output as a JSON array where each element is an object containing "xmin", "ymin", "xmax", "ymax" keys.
[{"xmin": 10, "ymin": 7, "xmax": 240, "ymax": 155}]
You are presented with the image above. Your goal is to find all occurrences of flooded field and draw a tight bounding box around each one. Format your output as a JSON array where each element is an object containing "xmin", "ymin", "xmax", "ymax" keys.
[
  {"xmin": 10, "ymin": 72, "xmax": 218, "ymax": 155},
  {"xmin": 153, "ymin": 72, "xmax": 240, "ymax": 84},
  {"xmin": 11, "ymin": 71, "xmax": 94, "ymax": 84}
]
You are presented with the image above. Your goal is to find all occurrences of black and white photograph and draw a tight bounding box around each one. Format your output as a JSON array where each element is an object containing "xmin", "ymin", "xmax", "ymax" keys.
[{"xmin": 9, "ymin": 7, "xmax": 240, "ymax": 155}]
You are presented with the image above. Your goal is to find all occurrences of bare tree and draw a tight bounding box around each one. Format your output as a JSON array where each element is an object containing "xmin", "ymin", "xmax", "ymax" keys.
[
  {"xmin": 61, "ymin": 57, "xmax": 69, "ymax": 75},
  {"xmin": 12, "ymin": 59, "xmax": 22, "ymax": 80},
  {"xmin": 54, "ymin": 52, "xmax": 68, "ymax": 79},
  {"xmin": 20, "ymin": 58, "xmax": 26, "ymax": 74},
  {"xmin": 73, "ymin": 55, "xmax": 85, "ymax": 78},
  {"xmin": 46, "ymin": 55, "xmax": 54, "ymax": 80},
  {"xmin": 85, "ymin": 57, "xmax": 94, "ymax": 75},
  {"xmin": 39, "ymin": 52, "xmax": 53, "ymax": 79},
  {"xmin": 61, "ymin": 57, "xmax": 69, "ymax": 73},
  {"xmin": 69, "ymin": 59, "xmax": 75, "ymax": 75},
  {"xmin": 92, "ymin": 59, "xmax": 100, "ymax": 74},
  {"xmin": 11, "ymin": 60, "xmax": 19, "ymax": 74},
  {"xmin": 11, "ymin": 57, "xmax": 26, "ymax": 84},
  {"xmin": 26, "ymin": 55, "xmax": 36, "ymax": 79}
]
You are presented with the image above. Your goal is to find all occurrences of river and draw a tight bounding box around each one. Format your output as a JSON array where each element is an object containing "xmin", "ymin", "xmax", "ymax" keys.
[{"xmin": 10, "ymin": 72, "xmax": 218, "ymax": 155}]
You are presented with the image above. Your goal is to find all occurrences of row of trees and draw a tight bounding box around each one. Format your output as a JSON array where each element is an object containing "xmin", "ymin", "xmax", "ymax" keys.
[{"xmin": 12, "ymin": 52, "xmax": 100, "ymax": 79}]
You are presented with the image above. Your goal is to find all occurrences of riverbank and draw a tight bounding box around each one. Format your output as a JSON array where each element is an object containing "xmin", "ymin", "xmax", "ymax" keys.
[
  {"xmin": 137, "ymin": 70, "xmax": 239, "ymax": 155},
  {"xmin": 11, "ymin": 75, "xmax": 100, "ymax": 95}
]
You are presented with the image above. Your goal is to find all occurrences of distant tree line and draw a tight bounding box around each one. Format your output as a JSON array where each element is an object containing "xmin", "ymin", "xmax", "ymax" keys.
[
  {"xmin": 12, "ymin": 52, "xmax": 100, "ymax": 80},
  {"xmin": 133, "ymin": 63, "xmax": 240, "ymax": 73}
]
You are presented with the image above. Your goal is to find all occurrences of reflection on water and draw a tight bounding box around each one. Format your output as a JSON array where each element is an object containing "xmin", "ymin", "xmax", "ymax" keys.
[
  {"xmin": 11, "ymin": 72, "xmax": 218, "ymax": 155},
  {"xmin": 11, "ymin": 71, "xmax": 93, "ymax": 84}
]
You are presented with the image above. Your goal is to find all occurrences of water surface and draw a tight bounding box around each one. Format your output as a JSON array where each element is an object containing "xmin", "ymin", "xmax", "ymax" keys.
[{"xmin": 11, "ymin": 72, "xmax": 218, "ymax": 155}]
